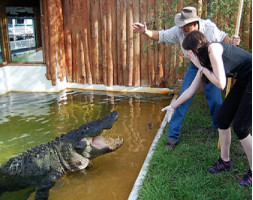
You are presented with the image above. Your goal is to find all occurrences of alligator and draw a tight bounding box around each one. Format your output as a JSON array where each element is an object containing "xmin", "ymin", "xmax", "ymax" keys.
[{"xmin": 0, "ymin": 111, "xmax": 123, "ymax": 200}]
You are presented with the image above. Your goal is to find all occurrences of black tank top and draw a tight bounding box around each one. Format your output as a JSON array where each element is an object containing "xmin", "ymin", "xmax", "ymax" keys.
[{"xmin": 220, "ymin": 42, "xmax": 252, "ymax": 79}]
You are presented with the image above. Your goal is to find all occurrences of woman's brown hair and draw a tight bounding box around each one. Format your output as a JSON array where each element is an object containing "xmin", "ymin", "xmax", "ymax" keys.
[{"xmin": 182, "ymin": 30, "xmax": 212, "ymax": 84}]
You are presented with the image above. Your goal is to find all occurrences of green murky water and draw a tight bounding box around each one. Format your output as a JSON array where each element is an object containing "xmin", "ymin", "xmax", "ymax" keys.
[{"xmin": 0, "ymin": 90, "xmax": 171, "ymax": 200}]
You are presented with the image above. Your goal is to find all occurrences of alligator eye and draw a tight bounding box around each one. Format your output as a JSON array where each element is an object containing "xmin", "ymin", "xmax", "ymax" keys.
[{"xmin": 75, "ymin": 140, "xmax": 87, "ymax": 150}]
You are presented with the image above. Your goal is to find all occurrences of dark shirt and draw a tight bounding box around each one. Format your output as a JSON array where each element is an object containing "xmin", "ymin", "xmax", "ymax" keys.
[{"xmin": 221, "ymin": 42, "xmax": 252, "ymax": 79}]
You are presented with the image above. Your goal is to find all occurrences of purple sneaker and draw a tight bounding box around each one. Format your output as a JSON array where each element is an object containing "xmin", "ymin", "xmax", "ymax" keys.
[
  {"xmin": 238, "ymin": 169, "xmax": 252, "ymax": 187},
  {"xmin": 208, "ymin": 157, "xmax": 232, "ymax": 174}
]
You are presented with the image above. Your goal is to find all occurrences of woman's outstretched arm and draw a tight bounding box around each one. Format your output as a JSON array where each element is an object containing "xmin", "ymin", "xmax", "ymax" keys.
[{"xmin": 171, "ymin": 71, "xmax": 201, "ymax": 109}]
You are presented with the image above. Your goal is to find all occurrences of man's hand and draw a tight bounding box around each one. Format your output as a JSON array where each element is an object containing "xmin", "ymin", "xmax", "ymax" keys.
[
  {"xmin": 231, "ymin": 35, "xmax": 240, "ymax": 46},
  {"xmin": 132, "ymin": 22, "xmax": 147, "ymax": 34}
]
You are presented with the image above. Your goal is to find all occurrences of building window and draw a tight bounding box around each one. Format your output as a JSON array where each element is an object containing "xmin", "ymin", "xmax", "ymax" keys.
[{"xmin": 0, "ymin": 1, "xmax": 43, "ymax": 65}]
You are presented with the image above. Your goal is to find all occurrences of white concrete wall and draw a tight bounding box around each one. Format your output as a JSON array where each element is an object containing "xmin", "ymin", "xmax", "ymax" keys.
[
  {"xmin": 0, "ymin": 65, "xmax": 67, "ymax": 95},
  {"xmin": 0, "ymin": 65, "xmax": 170, "ymax": 95},
  {"xmin": 0, "ymin": 66, "xmax": 9, "ymax": 94}
]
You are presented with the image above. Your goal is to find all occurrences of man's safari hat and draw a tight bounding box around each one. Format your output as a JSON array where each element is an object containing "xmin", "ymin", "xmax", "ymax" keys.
[{"xmin": 174, "ymin": 6, "xmax": 200, "ymax": 27}]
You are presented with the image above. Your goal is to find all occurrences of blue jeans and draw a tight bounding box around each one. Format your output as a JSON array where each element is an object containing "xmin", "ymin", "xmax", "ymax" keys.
[{"xmin": 168, "ymin": 62, "xmax": 223, "ymax": 142}]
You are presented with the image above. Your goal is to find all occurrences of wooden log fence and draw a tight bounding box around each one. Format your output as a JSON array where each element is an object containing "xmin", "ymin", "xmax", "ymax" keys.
[{"xmin": 41, "ymin": 0, "xmax": 252, "ymax": 88}]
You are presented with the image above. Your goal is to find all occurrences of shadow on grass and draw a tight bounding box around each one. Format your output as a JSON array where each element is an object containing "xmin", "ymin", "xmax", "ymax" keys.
[{"xmin": 138, "ymin": 93, "xmax": 252, "ymax": 200}]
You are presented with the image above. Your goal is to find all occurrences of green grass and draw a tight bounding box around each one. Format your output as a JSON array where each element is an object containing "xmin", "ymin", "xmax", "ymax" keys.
[{"xmin": 138, "ymin": 93, "xmax": 252, "ymax": 200}]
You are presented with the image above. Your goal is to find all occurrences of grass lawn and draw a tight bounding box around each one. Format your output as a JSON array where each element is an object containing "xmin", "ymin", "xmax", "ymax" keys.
[{"xmin": 138, "ymin": 93, "xmax": 252, "ymax": 200}]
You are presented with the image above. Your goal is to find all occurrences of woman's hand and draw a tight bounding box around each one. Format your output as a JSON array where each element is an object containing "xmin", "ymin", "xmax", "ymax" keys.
[
  {"xmin": 187, "ymin": 50, "xmax": 201, "ymax": 69},
  {"xmin": 161, "ymin": 105, "xmax": 175, "ymax": 123},
  {"xmin": 161, "ymin": 105, "xmax": 175, "ymax": 112}
]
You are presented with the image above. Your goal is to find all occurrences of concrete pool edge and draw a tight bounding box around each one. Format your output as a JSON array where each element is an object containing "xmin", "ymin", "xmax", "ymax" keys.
[{"xmin": 128, "ymin": 97, "xmax": 176, "ymax": 200}]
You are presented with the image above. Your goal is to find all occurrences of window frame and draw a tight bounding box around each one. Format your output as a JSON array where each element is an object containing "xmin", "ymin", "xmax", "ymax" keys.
[{"xmin": 0, "ymin": 0, "xmax": 44, "ymax": 67}]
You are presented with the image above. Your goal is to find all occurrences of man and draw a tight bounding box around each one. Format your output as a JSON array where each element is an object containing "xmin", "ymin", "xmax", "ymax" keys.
[{"xmin": 132, "ymin": 6, "xmax": 239, "ymax": 151}]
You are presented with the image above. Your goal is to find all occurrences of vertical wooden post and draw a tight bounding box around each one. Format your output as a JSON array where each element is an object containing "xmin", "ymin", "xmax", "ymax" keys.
[
  {"xmin": 147, "ymin": 0, "xmax": 155, "ymax": 87},
  {"xmin": 80, "ymin": 39, "xmax": 86, "ymax": 84},
  {"xmin": 90, "ymin": 0, "xmax": 100, "ymax": 84},
  {"xmin": 86, "ymin": 0, "xmax": 93, "ymax": 84},
  {"xmin": 111, "ymin": 0, "xmax": 118, "ymax": 85},
  {"xmin": 156, "ymin": 0, "xmax": 165, "ymax": 88},
  {"xmin": 202, "ymin": 0, "xmax": 208, "ymax": 18},
  {"xmin": 63, "ymin": 0, "xmax": 73, "ymax": 82},
  {"xmin": 133, "ymin": 0, "xmax": 140, "ymax": 86},
  {"xmin": 48, "ymin": 0, "xmax": 57, "ymax": 85},
  {"xmin": 70, "ymin": 0, "xmax": 77, "ymax": 83},
  {"xmin": 100, "ymin": 0, "xmax": 108, "ymax": 85},
  {"xmin": 71, "ymin": 32, "xmax": 77, "ymax": 83},
  {"xmin": 197, "ymin": 0, "xmax": 203, "ymax": 17},
  {"xmin": 127, "ymin": 0, "xmax": 134, "ymax": 86},
  {"xmin": 55, "ymin": 0, "xmax": 62, "ymax": 80},
  {"xmin": 56, "ymin": 0, "xmax": 66, "ymax": 81},
  {"xmin": 117, "ymin": 0, "xmax": 123, "ymax": 85},
  {"xmin": 140, "ymin": 0, "xmax": 148, "ymax": 86},
  {"xmin": 76, "ymin": 0, "xmax": 84, "ymax": 83},
  {"xmin": 107, "ymin": 0, "xmax": 114, "ymax": 86},
  {"xmin": 164, "ymin": 1, "xmax": 172, "ymax": 88},
  {"xmin": 120, "ymin": 0, "xmax": 127, "ymax": 85},
  {"xmin": 166, "ymin": 0, "xmax": 178, "ymax": 87},
  {"xmin": 80, "ymin": 0, "xmax": 92, "ymax": 84}
]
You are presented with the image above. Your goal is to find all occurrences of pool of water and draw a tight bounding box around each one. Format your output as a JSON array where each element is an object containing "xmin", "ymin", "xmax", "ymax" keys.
[{"xmin": 0, "ymin": 90, "xmax": 171, "ymax": 200}]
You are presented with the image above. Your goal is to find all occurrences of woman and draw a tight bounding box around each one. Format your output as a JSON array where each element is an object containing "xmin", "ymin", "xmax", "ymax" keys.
[{"xmin": 166, "ymin": 30, "xmax": 252, "ymax": 186}]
